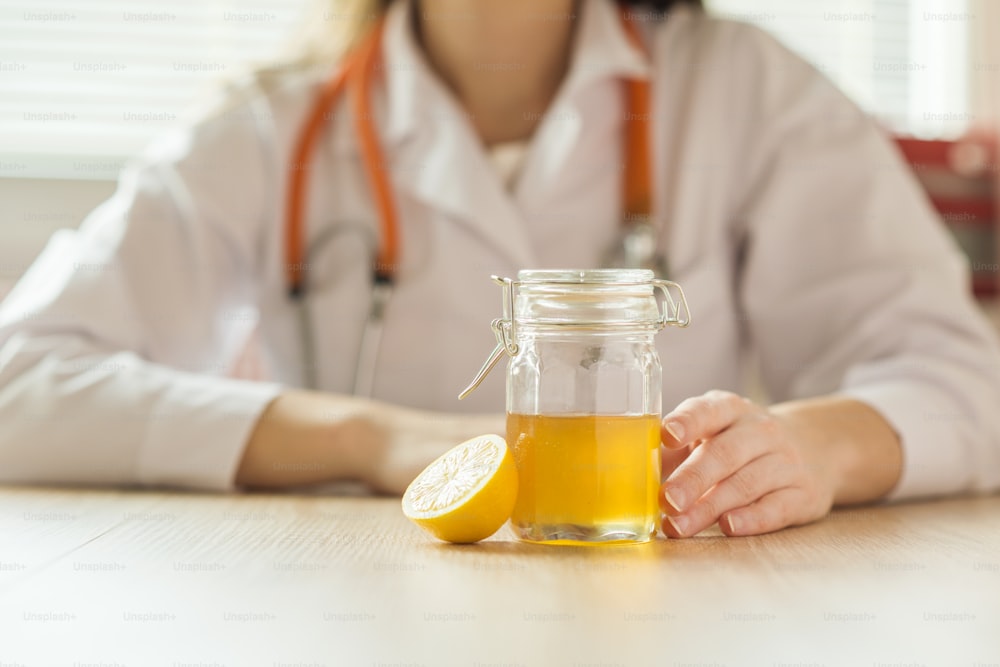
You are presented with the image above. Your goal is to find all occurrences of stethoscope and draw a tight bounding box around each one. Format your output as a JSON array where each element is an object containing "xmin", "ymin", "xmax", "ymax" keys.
[{"xmin": 285, "ymin": 7, "xmax": 668, "ymax": 395}]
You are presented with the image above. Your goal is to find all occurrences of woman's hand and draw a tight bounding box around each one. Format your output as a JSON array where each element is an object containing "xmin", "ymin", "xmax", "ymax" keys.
[
  {"xmin": 658, "ymin": 390, "xmax": 902, "ymax": 538},
  {"xmin": 237, "ymin": 390, "xmax": 505, "ymax": 494},
  {"xmin": 359, "ymin": 405, "xmax": 505, "ymax": 495}
]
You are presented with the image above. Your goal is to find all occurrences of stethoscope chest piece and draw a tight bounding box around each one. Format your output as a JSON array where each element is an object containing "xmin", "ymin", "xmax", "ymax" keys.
[{"xmin": 602, "ymin": 220, "xmax": 671, "ymax": 280}]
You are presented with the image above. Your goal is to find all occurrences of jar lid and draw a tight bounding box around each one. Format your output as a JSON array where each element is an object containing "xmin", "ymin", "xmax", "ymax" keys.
[
  {"xmin": 514, "ymin": 268, "xmax": 661, "ymax": 328},
  {"xmin": 517, "ymin": 268, "xmax": 654, "ymax": 284}
]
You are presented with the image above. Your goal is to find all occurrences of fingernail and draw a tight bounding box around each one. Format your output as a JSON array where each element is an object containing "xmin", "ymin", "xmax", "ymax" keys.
[
  {"xmin": 665, "ymin": 514, "xmax": 689, "ymax": 537},
  {"xmin": 663, "ymin": 419, "xmax": 685, "ymax": 444},
  {"xmin": 663, "ymin": 486, "xmax": 686, "ymax": 512},
  {"xmin": 726, "ymin": 514, "xmax": 741, "ymax": 534}
]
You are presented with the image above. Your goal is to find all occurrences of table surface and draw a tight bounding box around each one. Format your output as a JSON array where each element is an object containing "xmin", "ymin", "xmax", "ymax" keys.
[{"xmin": 1, "ymin": 487, "xmax": 998, "ymax": 667}]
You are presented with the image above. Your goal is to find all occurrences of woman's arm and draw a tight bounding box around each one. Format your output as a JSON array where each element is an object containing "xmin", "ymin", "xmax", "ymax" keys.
[
  {"xmin": 0, "ymin": 91, "xmax": 284, "ymax": 489},
  {"xmin": 235, "ymin": 392, "xmax": 373, "ymax": 488},
  {"xmin": 655, "ymin": 21, "xmax": 1000, "ymax": 537},
  {"xmin": 236, "ymin": 391, "xmax": 505, "ymax": 492}
]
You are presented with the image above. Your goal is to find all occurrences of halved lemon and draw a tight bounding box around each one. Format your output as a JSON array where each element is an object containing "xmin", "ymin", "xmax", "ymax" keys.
[{"xmin": 402, "ymin": 434, "xmax": 518, "ymax": 544}]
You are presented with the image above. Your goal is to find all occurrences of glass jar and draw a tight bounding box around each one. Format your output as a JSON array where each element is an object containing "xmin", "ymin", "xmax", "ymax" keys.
[{"xmin": 460, "ymin": 269, "xmax": 690, "ymax": 545}]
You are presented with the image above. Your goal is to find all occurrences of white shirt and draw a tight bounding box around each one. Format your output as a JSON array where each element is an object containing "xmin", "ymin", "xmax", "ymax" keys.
[
  {"xmin": 488, "ymin": 141, "xmax": 529, "ymax": 191},
  {"xmin": 1, "ymin": 0, "xmax": 999, "ymax": 498}
]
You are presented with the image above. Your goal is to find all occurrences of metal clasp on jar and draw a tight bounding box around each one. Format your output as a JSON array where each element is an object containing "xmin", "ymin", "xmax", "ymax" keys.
[
  {"xmin": 458, "ymin": 274, "xmax": 691, "ymax": 400},
  {"xmin": 652, "ymin": 278, "xmax": 692, "ymax": 329},
  {"xmin": 458, "ymin": 276, "xmax": 518, "ymax": 400}
]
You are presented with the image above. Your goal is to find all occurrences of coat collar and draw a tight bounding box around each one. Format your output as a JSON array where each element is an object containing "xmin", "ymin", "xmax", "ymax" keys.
[
  {"xmin": 380, "ymin": 0, "xmax": 651, "ymax": 147},
  {"xmin": 331, "ymin": 0, "xmax": 652, "ymax": 269}
]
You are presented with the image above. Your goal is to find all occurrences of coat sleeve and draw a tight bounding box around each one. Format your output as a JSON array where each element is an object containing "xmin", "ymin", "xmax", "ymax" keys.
[
  {"xmin": 731, "ymin": 26, "xmax": 1000, "ymax": 500},
  {"xmin": 0, "ymin": 92, "xmax": 284, "ymax": 490}
]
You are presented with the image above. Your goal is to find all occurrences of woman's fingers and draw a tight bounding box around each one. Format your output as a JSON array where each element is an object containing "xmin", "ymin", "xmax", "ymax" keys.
[
  {"xmin": 660, "ymin": 421, "xmax": 685, "ymax": 448},
  {"xmin": 659, "ymin": 413, "xmax": 776, "ymax": 515},
  {"xmin": 658, "ymin": 390, "xmax": 836, "ymax": 539},
  {"xmin": 720, "ymin": 486, "xmax": 822, "ymax": 536},
  {"xmin": 660, "ymin": 452, "xmax": 792, "ymax": 538},
  {"xmin": 661, "ymin": 390, "xmax": 751, "ymax": 449},
  {"xmin": 659, "ymin": 443, "xmax": 691, "ymax": 480}
]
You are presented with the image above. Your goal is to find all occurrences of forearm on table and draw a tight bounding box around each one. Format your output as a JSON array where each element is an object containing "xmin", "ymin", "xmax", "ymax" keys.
[
  {"xmin": 235, "ymin": 391, "xmax": 379, "ymax": 488},
  {"xmin": 769, "ymin": 396, "xmax": 903, "ymax": 506},
  {"xmin": 236, "ymin": 390, "xmax": 505, "ymax": 492}
]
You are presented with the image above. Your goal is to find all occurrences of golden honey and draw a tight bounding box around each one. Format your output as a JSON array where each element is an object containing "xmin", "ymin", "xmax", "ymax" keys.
[{"xmin": 506, "ymin": 413, "xmax": 661, "ymax": 544}]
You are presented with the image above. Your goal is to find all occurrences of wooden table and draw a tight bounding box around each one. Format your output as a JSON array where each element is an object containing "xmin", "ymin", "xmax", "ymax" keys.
[{"xmin": 1, "ymin": 487, "xmax": 998, "ymax": 666}]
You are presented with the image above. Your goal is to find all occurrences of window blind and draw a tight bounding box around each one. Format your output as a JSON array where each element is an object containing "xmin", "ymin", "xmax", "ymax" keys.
[
  {"xmin": 0, "ymin": 0, "xmax": 974, "ymax": 180},
  {"xmin": 705, "ymin": 0, "xmax": 972, "ymax": 138},
  {"xmin": 0, "ymin": 0, "xmax": 309, "ymax": 179}
]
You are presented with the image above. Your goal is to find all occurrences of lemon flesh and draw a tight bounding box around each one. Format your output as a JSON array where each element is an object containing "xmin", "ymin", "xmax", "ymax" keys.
[{"xmin": 402, "ymin": 434, "xmax": 518, "ymax": 543}]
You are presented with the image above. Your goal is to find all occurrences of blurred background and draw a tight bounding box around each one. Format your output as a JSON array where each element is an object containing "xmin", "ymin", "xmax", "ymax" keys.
[{"xmin": 1, "ymin": 0, "xmax": 997, "ymax": 310}]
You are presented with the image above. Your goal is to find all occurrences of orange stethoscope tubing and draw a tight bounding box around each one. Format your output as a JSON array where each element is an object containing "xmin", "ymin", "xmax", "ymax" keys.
[
  {"xmin": 620, "ymin": 15, "xmax": 653, "ymax": 227},
  {"xmin": 283, "ymin": 9, "xmax": 658, "ymax": 393},
  {"xmin": 285, "ymin": 17, "xmax": 398, "ymax": 298}
]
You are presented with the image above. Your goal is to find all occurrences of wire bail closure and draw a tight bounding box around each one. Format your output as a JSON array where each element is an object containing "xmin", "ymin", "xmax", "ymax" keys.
[
  {"xmin": 458, "ymin": 274, "xmax": 691, "ymax": 400},
  {"xmin": 652, "ymin": 278, "xmax": 692, "ymax": 329},
  {"xmin": 458, "ymin": 276, "xmax": 517, "ymax": 400}
]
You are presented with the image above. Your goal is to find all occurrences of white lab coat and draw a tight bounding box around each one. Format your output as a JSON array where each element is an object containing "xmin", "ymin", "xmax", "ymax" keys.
[{"xmin": 1, "ymin": 0, "xmax": 999, "ymax": 498}]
